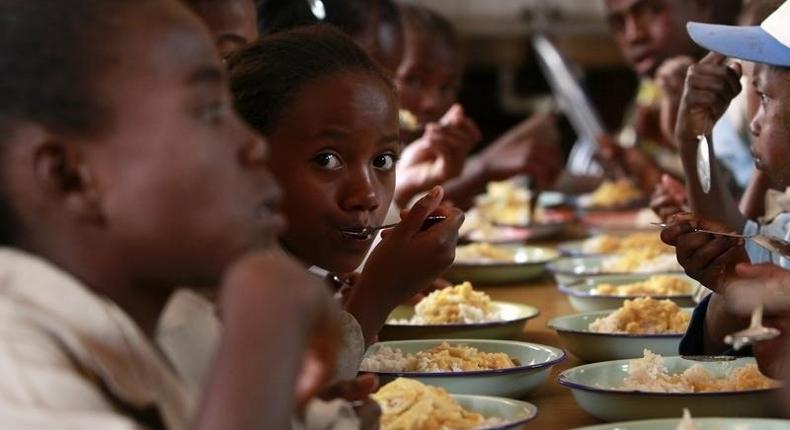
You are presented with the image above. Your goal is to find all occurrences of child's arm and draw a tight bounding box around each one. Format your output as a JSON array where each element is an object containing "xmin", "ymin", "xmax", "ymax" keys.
[
  {"xmin": 345, "ymin": 186, "xmax": 464, "ymax": 343},
  {"xmin": 661, "ymin": 212, "xmax": 751, "ymax": 353},
  {"xmin": 196, "ymin": 251, "xmax": 342, "ymax": 430},
  {"xmin": 676, "ymin": 52, "xmax": 747, "ymax": 231},
  {"xmin": 394, "ymin": 105, "xmax": 480, "ymax": 208},
  {"xmin": 443, "ymin": 113, "xmax": 563, "ymax": 210},
  {"xmin": 725, "ymin": 263, "xmax": 790, "ymax": 378}
]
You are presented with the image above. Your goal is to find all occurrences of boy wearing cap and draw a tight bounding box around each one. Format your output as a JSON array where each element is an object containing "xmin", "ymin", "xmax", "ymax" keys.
[{"xmin": 661, "ymin": 0, "xmax": 790, "ymax": 358}]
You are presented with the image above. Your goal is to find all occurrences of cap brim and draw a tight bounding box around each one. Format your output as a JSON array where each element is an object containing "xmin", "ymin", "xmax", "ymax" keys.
[{"xmin": 688, "ymin": 22, "xmax": 790, "ymax": 67}]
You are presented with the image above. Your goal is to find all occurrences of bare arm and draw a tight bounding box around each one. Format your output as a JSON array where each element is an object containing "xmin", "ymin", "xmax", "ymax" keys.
[
  {"xmin": 195, "ymin": 251, "xmax": 340, "ymax": 430},
  {"xmin": 676, "ymin": 53, "xmax": 747, "ymax": 231}
]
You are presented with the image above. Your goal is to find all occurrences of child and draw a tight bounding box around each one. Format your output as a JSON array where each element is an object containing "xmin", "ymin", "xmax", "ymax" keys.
[
  {"xmin": 661, "ymin": 0, "xmax": 790, "ymax": 356},
  {"xmin": 228, "ymin": 26, "xmax": 465, "ymax": 344},
  {"xmin": 0, "ymin": 0, "xmax": 357, "ymax": 428},
  {"xmin": 185, "ymin": 0, "xmax": 258, "ymax": 57},
  {"xmin": 395, "ymin": 4, "xmax": 562, "ymax": 209}
]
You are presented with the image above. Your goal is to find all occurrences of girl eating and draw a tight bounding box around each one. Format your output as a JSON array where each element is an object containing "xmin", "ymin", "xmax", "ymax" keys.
[{"xmin": 229, "ymin": 25, "xmax": 465, "ymax": 344}]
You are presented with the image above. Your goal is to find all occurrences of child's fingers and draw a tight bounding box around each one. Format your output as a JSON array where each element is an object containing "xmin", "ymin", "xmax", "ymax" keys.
[
  {"xmin": 660, "ymin": 221, "xmax": 694, "ymax": 245},
  {"xmin": 397, "ymin": 186, "xmax": 444, "ymax": 234},
  {"xmin": 699, "ymin": 51, "xmax": 727, "ymax": 65},
  {"xmin": 684, "ymin": 235, "xmax": 736, "ymax": 270}
]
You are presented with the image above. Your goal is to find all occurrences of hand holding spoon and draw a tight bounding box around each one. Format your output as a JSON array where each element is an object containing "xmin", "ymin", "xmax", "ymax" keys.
[
  {"xmin": 724, "ymin": 305, "xmax": 780, "ymax": 350},
  {"xmin": 651, "ymin": 223, "xmax": 790, "ymax": 258}
]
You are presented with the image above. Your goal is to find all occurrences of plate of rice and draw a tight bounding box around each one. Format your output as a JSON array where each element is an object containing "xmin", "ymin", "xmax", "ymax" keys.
[
  {"xmin": 373, "ymin": 377, "xmax": 538, "ymax": 430},
  {"xmin": 547, "ymin": 252, "xmax": 683, "ymax": 287},
  {"xmin": 548, "ymin": 297, "xmax": 691, "ymax": 362},
  {"xmin": 380, "ymin": 283, "xmax": 539, "ymax": 340},
  {"xmin": 559, "ymin": 350, "xmax": 783, "ymax": 422},
  {"xmin": 447, "ymin": 243, "xmax": 559, "ymax": 285},
  {"xmin": 361, "ymin": 339, "xmax": 565, "ymax": 398},
  {"xmin": 559, "ymin": 231, "xmax": 671, "ymax": 257},
  {"xmin": 557, "ymin": 275, "xmax": 697, "ymax": 312}
]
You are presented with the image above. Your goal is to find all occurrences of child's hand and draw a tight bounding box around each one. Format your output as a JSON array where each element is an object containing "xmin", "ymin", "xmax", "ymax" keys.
[
  {"xmin": 675, "ymin": 52, "xmax": 742, "ymax": 146},
  {"xmin": 348, "ymin": 186, "xmax": 464, "ymax": 341},
  {"xmin": 395, "ymin": 105, "xmax": 480, "ymax": 207},
  {"xmin": 660, "ymin": 212, "xmax": 749, "ymax": 292},
  {"xmin": 724, "ymin": 263, "xmax": 790, "ymax": 378},
  {"xmin": 319, "ymin": 374, "xmax": 381, "ymax": 430},
  {"xmin": 656, "ymin": 56, "xmax": 695, "ymax": 145},
  {"xmin": 475, "ymin": 112, "xmax": 562, "ymax": 188},
  {"xmin": 650, "ymin": 174, "xmax": 688, "ymax": 222},
  {"xmin": 220, "ymin": 250, "xmax": 343, "ymax": 407}
]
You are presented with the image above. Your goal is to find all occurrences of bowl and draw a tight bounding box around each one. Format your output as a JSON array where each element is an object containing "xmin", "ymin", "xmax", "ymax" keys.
[
  {"xmin": 547, "ymin": 310, "xmax": 690, "ymax": 362},
  {"xmin": 379, "ymin": 301, "xmax": 540, "ymax": 341},
  {"xmin": 465, "ymin": 222, "xmax": 570, "ymax": 244},
  {"xmin": 557, "ymin": 275, "xmax": 697, "ymax": 312},
  {"xmin": 573, "ymin": 417, "xmax": 790, "ymax": 430},
  {"xmin": 446, "ymin": 245, "xmax": 559, "ymax": 285},
  {"xmin": 362, "ymin": 339, "xmax": 565, "ymax": 398},
  {"xmin": 546, "ymin": 256, "xmax": 683, "ymax": 287},
  {"xmin": 453, "ymin": 394, "xmax": 538, "ymax": 429},
  {"xmin": 559, "ymin": 356, "xmax": 783, "ymax": 422}
]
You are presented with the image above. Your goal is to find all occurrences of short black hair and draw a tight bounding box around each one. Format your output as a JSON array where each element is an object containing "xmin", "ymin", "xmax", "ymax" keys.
[
  {"xmin": 0, "ymin": 0, "xmax": 143, "ymax": 244},
  {"xmin": 228, "ymin": 25, "xmax": 394, "ymax": 135}
]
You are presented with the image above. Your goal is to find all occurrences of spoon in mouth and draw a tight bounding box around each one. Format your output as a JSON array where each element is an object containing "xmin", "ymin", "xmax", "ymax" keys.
[{"xmin": 342, "ymin": 215, "xmax": 447, "ymax": 240}]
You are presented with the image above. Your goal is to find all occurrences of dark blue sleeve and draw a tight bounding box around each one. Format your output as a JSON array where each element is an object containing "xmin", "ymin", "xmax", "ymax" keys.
[{"xmin": 679, "ymin": 294, "xmax": 752, "ymax": 357}]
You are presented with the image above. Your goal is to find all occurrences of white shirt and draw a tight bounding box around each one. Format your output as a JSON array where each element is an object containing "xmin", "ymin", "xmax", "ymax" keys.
[{"xmin": 743, "ymin": 187, "xmax": 790, "ymax": 268}]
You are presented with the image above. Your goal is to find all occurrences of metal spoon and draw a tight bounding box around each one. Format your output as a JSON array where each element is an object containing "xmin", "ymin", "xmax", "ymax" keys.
[
  {"xmin": 697, "ymin": 134, "xmax": 712, "ymax": 194},
  {"xmin": 341, "ymin": 215, "xmax": 446, "ymax": 240},
  {"xmin": 724, "ymin": 305, "xmax": 780, "ymax": 350},
  {"xmin": 651, "ymin": 223, "xmax": 790, "ymax": 258}
]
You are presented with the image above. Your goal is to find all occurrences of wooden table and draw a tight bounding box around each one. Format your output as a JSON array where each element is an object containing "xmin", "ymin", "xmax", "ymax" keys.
[{"xmin": 481, "ymin": 274, "xmax": 603, "ymax": 429}]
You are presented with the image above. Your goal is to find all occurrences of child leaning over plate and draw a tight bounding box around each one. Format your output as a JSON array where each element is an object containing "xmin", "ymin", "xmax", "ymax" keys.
[
  {"xmin": 660, "ymin": 1, "xmax": 790, "ymax": 359},
  {"xmin": 0, "ymin": 1, "xmax": 379, "ymax": 428}
]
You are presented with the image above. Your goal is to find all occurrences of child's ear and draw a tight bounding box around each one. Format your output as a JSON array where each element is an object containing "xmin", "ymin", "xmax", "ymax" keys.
[{"xmin": 33, "ymin": 138, "xmax": 104, "ymax": 223}]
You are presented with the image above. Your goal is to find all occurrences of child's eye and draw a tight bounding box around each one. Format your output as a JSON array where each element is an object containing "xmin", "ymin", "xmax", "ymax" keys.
[
  {"xmin": 373, "ymin": 153, "xmax": 398, "ymax": 171},
  {"xmin": 313, "ymin": 152, "xmax": 343, "ymax": 170}
]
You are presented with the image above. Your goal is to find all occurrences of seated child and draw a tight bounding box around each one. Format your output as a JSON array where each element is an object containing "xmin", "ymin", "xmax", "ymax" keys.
[
  {"xmin": 661, "ymin": 0, "xmax": 790, "ymax": 355},
  {"xmin": 0, "ymin": 1, "xmax": 364, "ymax": 428},
  {"xmin": 394, "ymin": 4, "xmax": 563, "ymax": 209},
  {"xmin": 228, "ymin": 26, "xmax": 465, "ymax": 344},
  {"xmin": 185, "ymin": 0, "xmax": 259, "ymax": 57}
]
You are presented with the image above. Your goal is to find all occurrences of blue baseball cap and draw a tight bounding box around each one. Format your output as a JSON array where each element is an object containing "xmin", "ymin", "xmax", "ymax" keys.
[{"xmin": 687, "ymin": 0, "xmax": 790, "ymax": 67}]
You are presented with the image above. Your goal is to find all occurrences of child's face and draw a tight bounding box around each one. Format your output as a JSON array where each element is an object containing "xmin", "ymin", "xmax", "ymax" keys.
[
  {"xmin": 749, "ymin": 64, "xmax": 790, "ymax": 187},
  {"xmin": 188, "ymin": 0, "xmax": 258, "ymax": 57},
  {"xmin": 395, "ymin": 36, "xmax": 461, "ymax": 127},
  {"xmin": 267, "ymin": 72, "xmax": 399, "ymax": 274},
  {"xmin": 86, "ymin": 3, "xmax": 282, "ymax": 285},
  {"xmin": 605, "ymin": 0, "xmax": 704, "ymax": 77}
]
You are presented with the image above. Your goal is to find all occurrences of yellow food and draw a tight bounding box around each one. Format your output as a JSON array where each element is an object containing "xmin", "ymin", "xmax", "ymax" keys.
[
  {"xmin": 399, "ymin": 109, "xmax": 419, "ymax": 132},
  {"xmin": 361, "ymin": 342, "xmax": 517, "ymax": 373},
  {"xmin": 588, "ymin": 179, "xmax": 643, "ymax": 208},
  {"xmin": 588, "ymin": 297, "xmax": 690, "ymax": 334},
  {"xmin": 582, "ymin": 232, "xmax": 672, "ymax": 254},
  {"xmin": 373, "ymin": 378, "xmax": 500, "ymax": 430},
  {"xmin": 409, "ymin": 282, "xmax": 499, "ymax": 325},
  {"xmin": 623, "ymin": 350, "xmax": 778, "ymax": 393},
  {"xmin": 593, "ymin": 275, "xmax": 692, "ymax": 297},
  {"xmin": 455, "ymin": 243, "xmax": 515, "ymax": 263},
  {"xmin": 473, "ymin": 180, "xmax": 543, "ymax": 225},
  {"xmin": 602, "ymin": 249, "xmax": 681, "ymax": 273}
]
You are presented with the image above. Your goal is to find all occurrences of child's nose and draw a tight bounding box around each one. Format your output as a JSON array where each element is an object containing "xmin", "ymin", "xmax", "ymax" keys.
[
  {"xmin": 749, "ymin": 113, "xmax": 762, "ymax": 138},
  {"xmin": 340, "ymin": 169, "xmax": 380, "ymax": 212}
]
